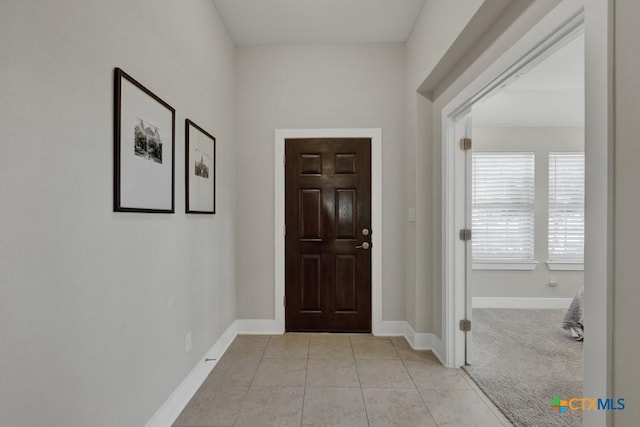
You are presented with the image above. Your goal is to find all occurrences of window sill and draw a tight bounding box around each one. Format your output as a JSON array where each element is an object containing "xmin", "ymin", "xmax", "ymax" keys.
[
  {"xmin": 546, "ymin": 261, "xmax": 584, "ymax": 271},
  {"xmin": 472, "ymin": 261, "xmax": 538, "ymax": 271}
]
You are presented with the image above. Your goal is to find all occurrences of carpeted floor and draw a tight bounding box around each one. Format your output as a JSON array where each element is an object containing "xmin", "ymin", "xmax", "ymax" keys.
[{"xmin": 464, "ymin": 309, "xmax": 583, "ymax": 427}]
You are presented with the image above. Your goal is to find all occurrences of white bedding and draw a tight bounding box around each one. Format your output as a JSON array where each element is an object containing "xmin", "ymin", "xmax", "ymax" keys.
[{"xmin": 563, "ymin": 286, "xmax": 584, "ymax": 340}]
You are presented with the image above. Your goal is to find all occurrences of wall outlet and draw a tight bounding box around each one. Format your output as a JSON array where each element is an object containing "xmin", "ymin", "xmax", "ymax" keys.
[
  {"xmin": 548, "ymin": 276, "xmax": 558, "ymax": 287},
  {"xmin": 185, "ymin": 332, "xmax": 192, "ymax": 353}
]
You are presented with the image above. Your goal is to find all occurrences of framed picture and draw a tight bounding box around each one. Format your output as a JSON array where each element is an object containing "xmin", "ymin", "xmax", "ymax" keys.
[
  {"xmin": 185, "ymin": 119, "xmax": 216, "ymax": 214},
  {"xmin": 114, "ymin": 68, "xmax": 175, "ymax": 213}
]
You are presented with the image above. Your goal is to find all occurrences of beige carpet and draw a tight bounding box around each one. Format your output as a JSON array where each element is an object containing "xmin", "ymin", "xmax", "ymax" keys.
[{"xmin": 464, "ymin": 308, "xmax": 583, "ymax": 427}]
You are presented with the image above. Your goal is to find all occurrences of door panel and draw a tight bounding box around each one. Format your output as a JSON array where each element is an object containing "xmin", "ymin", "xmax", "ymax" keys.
[
  {"xmin": 335, "ymin": 255, "xmax": 357, "ymax": 312},
  {"xmin": 336, "ymin": 189, "xmax": 357, "ymax": 239},
  {"xmin": 300, "ymin": 154, "xmax": 322, "ymax": 175},
  {"xmin": 301, "ymin": 255, "xmax": 322, "ymax": 312},
  {"xmin": 335, "ymin": 153, "xmax": 357, "ymax": 174},
  {"xmin": 300, "ymin": 189, "xmax": 322, "ymax": 240},
  {"xmin": 285, "ymin": 138, "xmax": 371, "ymax": 332}
]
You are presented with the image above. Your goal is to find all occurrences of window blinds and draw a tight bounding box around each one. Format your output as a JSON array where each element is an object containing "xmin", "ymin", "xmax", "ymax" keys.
[
  {"xmin": 472, "ymin": 153, "xmax": 535, "ymax": 261},
  {"xmin": 548, "ymin": 153, "xmax": 585, "ymax": 262}
]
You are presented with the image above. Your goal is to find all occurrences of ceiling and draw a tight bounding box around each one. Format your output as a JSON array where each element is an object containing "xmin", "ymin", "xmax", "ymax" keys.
[
  {"xmin": 213, "ymin": 0, "xmax": 427, "ymax": 45},
  {"xmin": 212, "ymin": 0, "xmax": 583, "ymax": 127},
  {"xmin": 473, "ymin": 34, "xmax": 585, "ymax": 127}
]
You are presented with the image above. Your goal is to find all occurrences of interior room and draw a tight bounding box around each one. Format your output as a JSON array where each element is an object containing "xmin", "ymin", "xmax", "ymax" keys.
[
  {"xmin": 0, "ymin": 0, "xmax": 637, "ymax": 426},
  {"xmin": 465, "ymin": 33, "xmax": 585, "ymax": 426}
]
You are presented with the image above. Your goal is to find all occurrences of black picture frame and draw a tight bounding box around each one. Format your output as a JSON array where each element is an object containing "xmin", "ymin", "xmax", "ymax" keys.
[
  {"xmin": 185, "ymin": 119, "xmax": 216, "ymax": 214},
  {"xmin": 114, "ymin": 67, "xmax": 175, "ymax": 213}
]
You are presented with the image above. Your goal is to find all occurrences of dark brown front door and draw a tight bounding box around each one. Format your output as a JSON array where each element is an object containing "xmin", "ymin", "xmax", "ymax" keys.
[{"xmin": 285, "ymin": 138, "xmax": 372, "ymax": 332}]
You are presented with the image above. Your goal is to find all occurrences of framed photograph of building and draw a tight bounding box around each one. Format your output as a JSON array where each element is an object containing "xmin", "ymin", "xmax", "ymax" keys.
[
  {"xmin": 114, "ymin": 68, "xmax": 175, "ymax": 213},
  {"xmin": 185, "ymin": 119, "xmax": 215, "ymax": 214}
]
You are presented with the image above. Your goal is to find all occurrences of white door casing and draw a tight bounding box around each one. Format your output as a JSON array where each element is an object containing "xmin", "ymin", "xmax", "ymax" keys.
[
  {"xmin": 274, "ymin": 129, "xmax": 383, "ymax": 334},
  {"xmin": 441, "ymin": 2, "xmax": 589, "ymax": 367}
]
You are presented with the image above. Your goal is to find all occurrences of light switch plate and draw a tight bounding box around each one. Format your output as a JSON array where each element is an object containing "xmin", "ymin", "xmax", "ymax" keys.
[{"xmin": 408, "ymin": 207, "xmax": 416, "ymax": 222}]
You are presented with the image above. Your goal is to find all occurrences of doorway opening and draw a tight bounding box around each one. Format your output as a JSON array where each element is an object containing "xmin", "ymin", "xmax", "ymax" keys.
[
  {"xmin": 442, "ymin": 0, "xmax": 586, "ymax": 367},
  {"xmin": 461, "ymin": 32, "xmax": 585, "ymax": 426},
  {"xmin": 442, "ymin": 7, "xmax": 606, "ymax": 427}
]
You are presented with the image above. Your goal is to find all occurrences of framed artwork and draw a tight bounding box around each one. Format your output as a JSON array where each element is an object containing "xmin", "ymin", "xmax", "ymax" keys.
[
  {"xmin": 185, "ymin": 119, "xmax": 216, "ymax": 214},
  {"xmin": 114, "ymin": 67, "xmax": 175, "ymax": 213}
]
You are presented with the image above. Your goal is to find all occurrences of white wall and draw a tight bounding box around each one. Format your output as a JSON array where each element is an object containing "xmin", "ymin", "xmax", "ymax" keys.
[
  {"xmin": 235, "ymin": 43, "xmax": 406, "ymax": 321},
  {"xmin": 0, "ymin": 1, "xmax": 236, "ymax": 426},
  {"xmin": 471, "ymin": 127, "xmax": 584, "ymax": 299},
  {"xmin": 614, "ymin": 0, "xmax": 640, "ymax": 422},
  {"xmin": 405, "ymin": 0, "xmax": 484, "ymax": 334}
]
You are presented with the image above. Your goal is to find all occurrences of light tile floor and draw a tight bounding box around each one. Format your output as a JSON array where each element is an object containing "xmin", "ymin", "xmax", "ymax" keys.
[{"xmin": 173, "ymin": 334, "xmax": 513, "ymax": 427}]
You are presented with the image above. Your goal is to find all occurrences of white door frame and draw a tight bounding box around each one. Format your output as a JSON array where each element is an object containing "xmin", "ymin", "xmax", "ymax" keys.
[
  {"xmin": 441, "ymin": 1, "xmax": 613, "ymax": 425},
  {"xmin": 274, "ymin": 129, "xmax": 383, "ymax": 334},
  {"xmin": 442, "ymin": 0, "xmax": 586, "ymax": 368}
]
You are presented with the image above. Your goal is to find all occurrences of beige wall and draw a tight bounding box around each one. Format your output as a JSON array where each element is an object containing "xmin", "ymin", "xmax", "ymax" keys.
[
  {"xmin": 405, "ymin": 0, "xmax": 484, "ymax": 334},
  {"xmin": 0, "ymin": 1, "xmax": 237, "ymax": 425},
  {"xmin": 404, "ymin": 0, "xmax": 562, "ymax": 338},
  {"xmin": 3, "ymin": 0, "xmax": 635, "ymax": 424},
  {"xmin": 614, "ymin": 0, "xmax": 640, "ymax": 422},
  {"xmin": 471, "ymin": 127, "xmax": 584, "ymax": 299},
  {"xmin": 234, "ymin": 43, "xmax": 406, "ymax": 321}
]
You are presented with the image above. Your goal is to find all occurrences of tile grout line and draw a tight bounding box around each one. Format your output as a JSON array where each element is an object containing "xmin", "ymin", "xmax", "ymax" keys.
[
  {"xmin": 350, "ymin": 336, "xmax": 372, "ymax": 427},
  {"xmin": 396, "ymin": 337, "xmax": 504, "ymax": 426},
  {"xmin": 458, "ymin": 369, "xmax": 513, "ymax": 426},
  {"xmin": 246, "ymin": 336, "xmax": 271, "ymax": 388},
  {"xmin": 299, "ymin": 336, "xmax": 310, "ymax": 427},
  {"xmin": 187, "ymin": 334, "xmax": 506, "ymax": 427},
  {"xmin": 230, "ymin": 335, "xmax": 271, "ymax": 427},
  {"xmin": 393, "ymin": 338, "xmax": 440, "ymax": 427}
]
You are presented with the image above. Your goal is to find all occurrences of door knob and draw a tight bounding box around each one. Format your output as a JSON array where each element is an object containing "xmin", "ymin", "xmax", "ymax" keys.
[{"xmin": 356, "ymin": 242, "xmax": 370, "ymax": 250}]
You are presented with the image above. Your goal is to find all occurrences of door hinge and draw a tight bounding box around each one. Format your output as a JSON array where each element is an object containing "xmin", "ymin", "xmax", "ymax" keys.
[
  {"xmin": 459, "ymin": 228, "xmax": 472, "ymax": 241},
  {"xmin": 460, "ymin": 319, "xmax": 472, "ymax": 332},
  {"xmin": 283, "ymin": 296, "xmax": 286, "ymax": 307},
  {"xmin": 283, "ymin": 153, "xmax": 286, "ymax": 166},
  {"xmin": 283, "ymin": 224, "xmax": 286, "ymax": 237},
  {"xmin": 460, "ymin": 138, "xmax": 472, "ymax": 150}
]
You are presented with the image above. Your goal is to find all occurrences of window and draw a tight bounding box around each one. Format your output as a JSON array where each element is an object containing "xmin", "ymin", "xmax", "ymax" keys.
[
  {"xmin": 548, "ymin": 153, "xmax": 585, "ymax": 264},
  {"xmin": 472, "ymin": 152, "xmax": 535, "ymax": 264}
]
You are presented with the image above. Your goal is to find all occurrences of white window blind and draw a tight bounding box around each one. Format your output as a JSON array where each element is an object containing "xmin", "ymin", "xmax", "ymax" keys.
[
  {"xmin": 548, "ymin": 153, "xmax": 585, "ymax": 262},
  {"xmin": 472, "ymin": 152, "xmax": 535, "ymax": 262}
]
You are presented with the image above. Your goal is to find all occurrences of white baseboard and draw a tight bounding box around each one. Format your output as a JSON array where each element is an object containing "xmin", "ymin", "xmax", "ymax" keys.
[
  {"xmin": 376, "ymin": 321, "xmax": 446, "ymax": 365},
  {"xmin": 146, "ymin": 321, "xmax": 239, "ymax": 427},
  {"xmin": 429, "ymin": 336, "xmax": 445, "ymax": 365},
  {"xmin": 472, "ymin": 297, "xmax": 572, "ymax": 309},
  {"xmin": 145, "ymin": 319, "xmax": 285, "ymax": 426},
  {"xmin": 374, "ymin": 320, "xmax": 407, "ymax": 336},
  {"xmin": 401, "ymin": 322, "xmax": 446, "ymax": 365},
  {"xmin": 234, "ymin": 319, "xmax": 283, "ymax": 334},
  {"xmin": 147, "ymin": 318, "xmax": 447, "ymax": 426}
]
